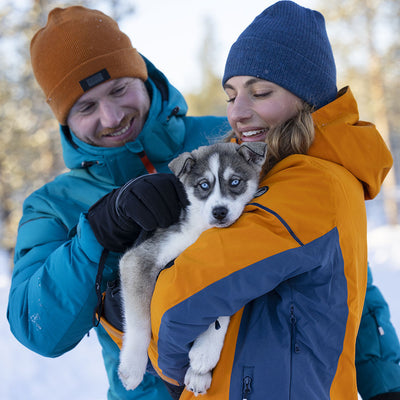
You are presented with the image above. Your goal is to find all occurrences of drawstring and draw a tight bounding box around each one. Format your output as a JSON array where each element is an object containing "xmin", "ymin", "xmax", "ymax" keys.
[
  {"xmin": 93, "ymin": 248, "xmax": 110, "ymax": 327},
  {"xmin": 138, "ymin": 151, "xmax": 157, "ymax": 174},
  {"xmin": 137, "ymin": 106, "xmax": 179, "ymax": 174},
  {"xmin": 82, "ymin": 152, "xmax": 157, "ymax": 174}
]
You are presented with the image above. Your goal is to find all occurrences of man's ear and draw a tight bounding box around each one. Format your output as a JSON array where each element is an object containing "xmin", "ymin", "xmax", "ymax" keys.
[{"xmin": 168, "ymin": 152, "xmax": 196, "ymax": 178}]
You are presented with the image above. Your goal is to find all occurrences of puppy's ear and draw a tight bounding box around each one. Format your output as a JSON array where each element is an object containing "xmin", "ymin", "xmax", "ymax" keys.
[
  {"xmin": 168, "ymin": 152, "xmax": 196, "ymax": 178},
  {"xmin": 237, "ymin": 142, "xmax": 267, "ymax": 168}
]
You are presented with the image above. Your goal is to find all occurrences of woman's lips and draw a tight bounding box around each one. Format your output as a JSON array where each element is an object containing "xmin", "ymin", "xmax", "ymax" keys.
[{"xmin": 240, "ymin": 128, "xmax": 268, "ymax": 142}]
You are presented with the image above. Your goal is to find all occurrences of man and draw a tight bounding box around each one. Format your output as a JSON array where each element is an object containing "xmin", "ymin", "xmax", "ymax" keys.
[
  {"xmin": 7, "ymin": 5, "xmax": 400, "ymax": 400},
  {"xmin": 6, "ymin": 6, "xmax": 228, "ymax": 400}
]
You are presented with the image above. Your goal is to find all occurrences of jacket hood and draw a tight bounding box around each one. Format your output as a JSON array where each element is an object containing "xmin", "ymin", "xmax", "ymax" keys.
[
  {"xmin": 59, "ymin": 57, "xmax": 189, "ymax": 186},
  {"xmin": 309, "ymin": 87, "xmax": 393, "ymax": 200}
]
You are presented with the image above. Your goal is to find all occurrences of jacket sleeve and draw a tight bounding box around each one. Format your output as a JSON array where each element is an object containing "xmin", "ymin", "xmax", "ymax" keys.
[
  {"xmin": 7, "ymin": 198, "xmax": 119, "ymax": 357},
  {"xmin": 149, "ymin": 206, "xmax": 339, "ymax": 384},
  {"xmin": 356, "ymin": 266, "xmax": 400, "ymax": 399}
]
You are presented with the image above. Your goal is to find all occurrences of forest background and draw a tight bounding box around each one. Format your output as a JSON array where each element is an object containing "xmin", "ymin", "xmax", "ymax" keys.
[{"xmin": 0, "ymin": 0, "xmax": 399, "ymax": 262}]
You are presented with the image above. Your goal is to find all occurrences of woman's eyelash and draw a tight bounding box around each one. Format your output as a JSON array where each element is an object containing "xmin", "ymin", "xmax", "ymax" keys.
[{"xmin": 254, "ymin": 92, "xmax": 272, "ymax": 98}]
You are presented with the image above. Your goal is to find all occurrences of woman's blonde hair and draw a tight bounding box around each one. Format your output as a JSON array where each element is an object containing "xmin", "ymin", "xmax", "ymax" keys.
[
  {"xmin": 224, "ymin": 102, "xmax": 315, "ymax": 177},
  {"xmin": 261, "ymin": 102, "xmax": 314, "ymax": 176}
]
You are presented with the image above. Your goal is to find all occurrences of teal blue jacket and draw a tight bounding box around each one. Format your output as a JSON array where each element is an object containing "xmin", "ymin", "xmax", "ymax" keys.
[{"xmin": 7, "ymin": 58, "xmax": 228, "ymax": 400}]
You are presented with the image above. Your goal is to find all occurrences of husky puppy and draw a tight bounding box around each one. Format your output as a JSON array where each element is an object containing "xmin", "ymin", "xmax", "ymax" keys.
[{"xmin": 118, "ymin": 141, "xmax": 267, "ymax": 394}]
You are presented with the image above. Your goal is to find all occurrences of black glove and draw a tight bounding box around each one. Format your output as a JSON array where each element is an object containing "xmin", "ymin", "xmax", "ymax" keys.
[
  {"xmin": 370, "ymin": 394, "xmax": 400, "ymax": 400},
  {"xmin": 87, "ymin": 173, "xmax": 189, "ymax": 252}
]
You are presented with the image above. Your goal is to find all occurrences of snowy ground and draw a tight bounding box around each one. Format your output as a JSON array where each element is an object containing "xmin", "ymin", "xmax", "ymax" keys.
[
  {"xmin": 1, "ymin": 200, "xmax": 399, "ymax": 399},
  {"xmin": 0, "ymin": 247, "xmax": 108, "ymax": 400}
]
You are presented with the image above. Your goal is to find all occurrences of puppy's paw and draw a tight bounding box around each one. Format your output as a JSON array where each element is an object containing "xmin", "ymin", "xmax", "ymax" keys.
[
  {"xmin": 188, "ymin": 339, "xmax": 221, "ymax": 374},
  {"xmin": 118, "ymin": 361, "xmax": 146, "ymax": 391},
  {"xmin": 184, "ymin": 366, "xmax": 212, "ymax": 396},
  {"xmin": 118, "ymin": 349, "xmax": 148, "ymax": 391}
]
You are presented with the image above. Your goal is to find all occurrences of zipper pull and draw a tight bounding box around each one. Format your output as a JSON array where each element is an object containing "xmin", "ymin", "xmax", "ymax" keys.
[
  {"xmin": 242, "ymin": 376, "xmax": 252, "ymax": 400},
  {"xmin": 81, "ymin": 160, "xmax": 98, "ymax": 168},
  {"xmin": 290, "ymin": 305, "xmax": 296, "ymax": 325},
  {"xmin": 167, "ymin": 106, "xmax": 180, "ymax": 120}
]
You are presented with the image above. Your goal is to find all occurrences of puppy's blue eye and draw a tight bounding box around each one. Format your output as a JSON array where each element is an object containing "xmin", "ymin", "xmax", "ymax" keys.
[
  {"xmin": 199, "ymin": 181, "xmax": 210, "ymax": 190},
  {"xmin": 231, "ymin": 178, "xmax": 240, "ymax": 187}
]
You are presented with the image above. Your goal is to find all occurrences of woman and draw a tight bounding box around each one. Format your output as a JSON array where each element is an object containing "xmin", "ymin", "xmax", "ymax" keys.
[{"xmin": 148, "ymin": 2, "xmax": 394, "ymax": 399}]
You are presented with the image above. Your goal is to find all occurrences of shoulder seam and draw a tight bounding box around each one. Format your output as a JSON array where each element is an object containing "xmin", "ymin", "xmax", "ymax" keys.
[{"xmin": 248, "ymin": 202, "xmax": 304, "ymax": 246}]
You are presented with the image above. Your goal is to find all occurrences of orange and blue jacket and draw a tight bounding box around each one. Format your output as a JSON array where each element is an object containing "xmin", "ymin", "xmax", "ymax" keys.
[{"xmin": 148, "ymin": 87, "xmax": 393, "ymax": 400}]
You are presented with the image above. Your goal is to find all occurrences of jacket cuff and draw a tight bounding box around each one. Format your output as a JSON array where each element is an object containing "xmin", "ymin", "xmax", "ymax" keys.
[
  {"xmin": 76, "ymin": 213, "xmax": 105, "ymax": 261},
  {"xmin": 76, "ymin": 213, "xmax": 123, "ymax": 271}
]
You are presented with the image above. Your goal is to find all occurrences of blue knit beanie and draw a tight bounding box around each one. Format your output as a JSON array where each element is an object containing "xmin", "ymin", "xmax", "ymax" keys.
[{"xmin": 222, "ymin": 1, "xmax": 337, "ymax": 109}]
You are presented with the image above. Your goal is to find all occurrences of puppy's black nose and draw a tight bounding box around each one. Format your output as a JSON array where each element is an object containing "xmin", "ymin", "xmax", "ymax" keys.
[{"xmin": 213, "ymin": 206, "xmax": 228, "ymax": 220}]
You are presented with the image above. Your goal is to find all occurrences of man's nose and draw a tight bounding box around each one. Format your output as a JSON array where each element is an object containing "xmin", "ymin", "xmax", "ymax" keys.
[{"xmin": 98, "ymin": 100, "xmax": 124, "ymax": 128}]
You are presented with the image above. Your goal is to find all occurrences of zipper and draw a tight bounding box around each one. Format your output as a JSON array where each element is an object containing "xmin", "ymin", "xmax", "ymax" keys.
[
  {"xmin": 289, "ymin": 304, "xmax": 299, "ymax": 400},
  {"xmin": 290, "ymin": 305, "xmax": 300, "ymax": 354},
  {"xmin": 242, "ymin": 367, "xmax": 254, "ymax": 400}
]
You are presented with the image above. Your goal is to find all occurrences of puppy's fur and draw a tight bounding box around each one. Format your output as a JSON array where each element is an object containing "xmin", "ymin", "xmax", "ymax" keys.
[{"xmin": 118, "ymin": 141, "xmax": 267, "ymax": 394}]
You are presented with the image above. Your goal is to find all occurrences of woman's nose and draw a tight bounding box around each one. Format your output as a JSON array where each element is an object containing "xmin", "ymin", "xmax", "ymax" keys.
[
  {"xmin": 98, "ymin": 100, "xmax": 124, "ymax": 128},
  {"xmin": 228, "ymin": 95, "xmax": 253, "ymax": 124}
]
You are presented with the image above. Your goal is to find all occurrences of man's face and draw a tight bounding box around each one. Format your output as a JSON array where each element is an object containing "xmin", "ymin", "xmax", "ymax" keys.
[{"xmin": 67, "ymin": 77, "xmax": 150, "ymax": 147}]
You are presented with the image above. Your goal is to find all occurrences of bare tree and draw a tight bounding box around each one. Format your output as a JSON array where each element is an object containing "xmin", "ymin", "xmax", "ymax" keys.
[
  {"xmin": 185, "ymin": 17, "xmax": 227, "ymax": 116},
  {"xmin": 0, "ymin": 0, "xmax": 136, "ymax": 259},
  {"xmin": 317, "ymin": 0, "xmax": 399, "ymax": 225}
]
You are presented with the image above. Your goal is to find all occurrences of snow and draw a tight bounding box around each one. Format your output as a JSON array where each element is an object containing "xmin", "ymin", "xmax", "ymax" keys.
[
  {"xmin": 1, "ymin": 201, "xmax": 399, "ymax": 399},
  {"xmin": 0, "ymin": 251, "xmax": 108, "ymax": 400}
]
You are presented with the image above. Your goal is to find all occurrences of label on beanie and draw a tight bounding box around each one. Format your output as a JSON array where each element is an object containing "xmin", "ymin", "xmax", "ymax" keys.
[{"xmin": 79, "ymin": 69, "xmax": 111, "ymax": 92}]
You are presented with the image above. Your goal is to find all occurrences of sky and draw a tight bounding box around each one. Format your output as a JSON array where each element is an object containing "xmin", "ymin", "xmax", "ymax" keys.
[{"xmin": 113, "ymin": 0, "xmax": 318, "ymax": 94}]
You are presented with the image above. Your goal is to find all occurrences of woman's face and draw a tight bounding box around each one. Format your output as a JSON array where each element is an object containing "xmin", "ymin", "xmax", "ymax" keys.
[{"xmin": 224, "ymin": 76, "xmax": 303, "ymax": 142}]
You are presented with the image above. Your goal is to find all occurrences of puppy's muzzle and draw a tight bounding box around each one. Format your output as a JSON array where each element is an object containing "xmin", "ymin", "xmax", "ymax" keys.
[{"xmin": 212, "ymin": 206, "xmax": 228, "ymax": 222}]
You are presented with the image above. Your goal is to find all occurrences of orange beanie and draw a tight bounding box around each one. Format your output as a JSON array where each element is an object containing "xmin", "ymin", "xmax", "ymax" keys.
[{"xmin": 30, "ymin": 6, "xmax": 148, "ymax": 125}]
